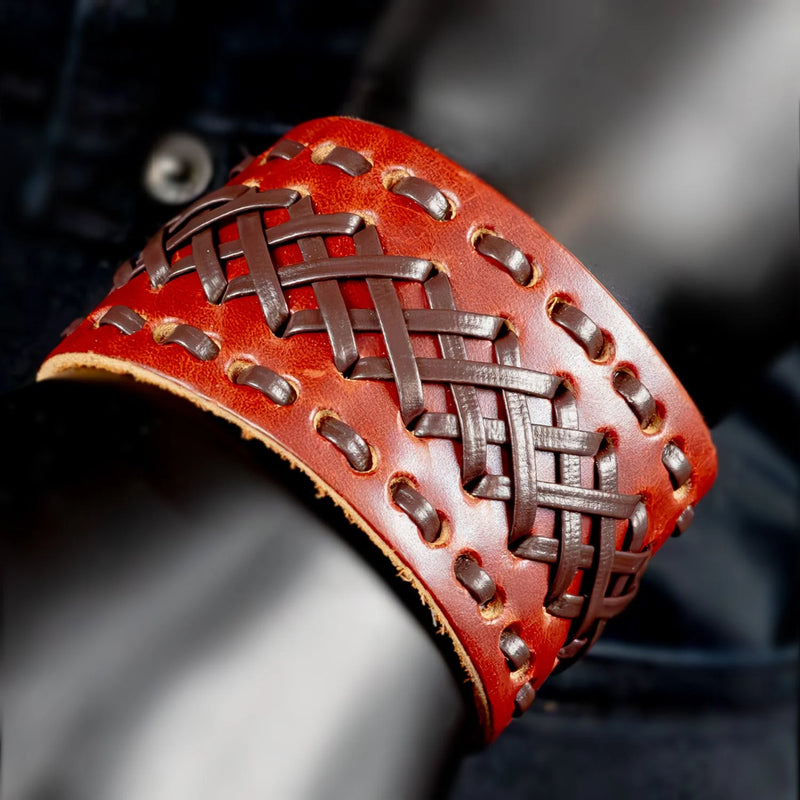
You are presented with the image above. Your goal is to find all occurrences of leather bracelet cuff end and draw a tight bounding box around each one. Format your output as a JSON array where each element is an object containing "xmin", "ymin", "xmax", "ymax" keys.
[{"xmin": 40, "ymin": 116, "xmax": 717, "ymax": 741}]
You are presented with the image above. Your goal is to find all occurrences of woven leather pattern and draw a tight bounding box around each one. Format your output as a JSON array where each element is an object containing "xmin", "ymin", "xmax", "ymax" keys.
[
  {"xmin": 117, "ymin": 175, "xmax": 653, "ymax": 662},
  {"xmin": 42, "ymin": 117, "xmax": 717, "ymax": 740}
]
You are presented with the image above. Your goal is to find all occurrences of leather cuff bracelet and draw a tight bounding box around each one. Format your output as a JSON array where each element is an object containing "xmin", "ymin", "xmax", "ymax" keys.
[{"xmin": 40, "ymin": 116, "xmax": 717, "ymax": 741}]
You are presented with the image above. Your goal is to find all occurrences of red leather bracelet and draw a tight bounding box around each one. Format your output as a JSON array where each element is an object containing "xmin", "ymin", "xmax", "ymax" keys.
[{"xmin": 40, "ymin": 116, "xmax": 717, "ymax": 741}]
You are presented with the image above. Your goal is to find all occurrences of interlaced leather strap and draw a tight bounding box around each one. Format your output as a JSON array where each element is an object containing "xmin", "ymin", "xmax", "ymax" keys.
[{"xmin": 40, "ymin": 117, "xmax": 717, "ymax": 741}]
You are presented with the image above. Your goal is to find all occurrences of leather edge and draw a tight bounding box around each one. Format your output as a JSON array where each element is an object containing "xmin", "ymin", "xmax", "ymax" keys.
[{"xmin": 37, "ymin": 351, "xmax": 492, "ymax": 735}]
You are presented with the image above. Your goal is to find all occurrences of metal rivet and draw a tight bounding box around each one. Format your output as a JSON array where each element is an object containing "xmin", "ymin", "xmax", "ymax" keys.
[{"xmin": 143, "ymin": 133, "xmax": 213, "ymax": 205}]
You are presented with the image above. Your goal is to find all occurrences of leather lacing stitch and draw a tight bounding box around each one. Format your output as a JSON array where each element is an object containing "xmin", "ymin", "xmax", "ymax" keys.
[
  {"xmin": 661, "ymin": 439, "xmax": 694, "ymax": 536},
  {"xmin": 316, "ymin": 413, "xmax": 373, "ymax": 472},
  {"xmin": 233, "ymin": 363, "xmax": 297, "ymax": 406},
  {"xmin": 95, "ymin": 137, "xmax": 696, "ymax": 715},
  {"xmin": 98, "ymin": 307, "xmax": 298, "ymax": 408},
  {"xmin": 547, "ymin": 297, "xmax": 608, "ymax": 361},
  {"xmin": 391, "ymin": 479, "xmax": 442, "ymax": 543},
  {"xmin": 453, "ymin": 553, "xmax": 537, "ymax": 714}
]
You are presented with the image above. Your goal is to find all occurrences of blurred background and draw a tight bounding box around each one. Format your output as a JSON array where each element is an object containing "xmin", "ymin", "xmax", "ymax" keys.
[{"xmin": 1, "ymin": 1, "xmax": 798, "ymax": 798}]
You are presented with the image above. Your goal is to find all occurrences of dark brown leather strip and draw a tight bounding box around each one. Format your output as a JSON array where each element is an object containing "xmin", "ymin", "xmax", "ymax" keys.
[
  {"xmin": 358, "ymin": 226, "xmax": 425, "ymax": 426},
  {"xmin": 454, "ymin": 554, "xmax": 496, "ymax": 606},
  {"xmin": 499, "ymin": 630, "xmax": 531, "ymax": 671},
  {"xmin": 265, "ymin": 211, "xmax": 363, "ymax": 247},
  {"xmin": 390, "ymin": 175, "xmax": 450, "ymax": 221},
  {"xmin": 220, "ymin": 275, "xmax": 255, "ymax": 303},
  {"xmin": 494, "ymin": 331, "xmax": 539, "ymax": 539},
  {"xmin": 471, "ymin": 474, "xmax": 640, "ymax": 519},
  {"xmin": 673, "ymin": 505, "xmax": 695, "ymax": 536},
  {"xmin": 413, "ymin": 412, "xmax": 508, "ymax": 445},
  {"xmin": 283, "ymin": 307, "xmax": 502, "ymax": 340},
  {"xmin": 168, "ymin": 240, "xmax": 242, "ymax": 278},
  {"xmin": 547, "ymin": 391, "xmax": 584, "ymax": 603},
  {"xmin": 514, "ymin": 682, "xmax": 536, "ymax": 716},
  {"xmin": 514, "ymin": 536, "xmax": 595, "ymax": 570},
  {"xmin": 661, "ymin": 441, "xmax": 692, "ymax": 489},
  {"xmin": 60, "ymin": 318, "xmax": 83, "ymax": 338},
  {"xmin": 627, "ymin": 501, "xmax": 649, "ymax": 551},
  {"xmin": 391, "ymin": 482, "xmax": 441, "ymax": 543},
  {"xmin": 192, "ymin": 228, "xmax": 227, "ymax": 304},
  {"xmin": 174, "ymin": 225, "xmax": 321, "ymax": 276},
  {"xmin": 113, "ymin": 259, "xmax": 143, "ymax": 289},
  {"xmin": 351, "ymin": 356, "xmax": 562, "ymax": 398},
  {"xmin": 611, "ymin": 550, "xmax": 650, "ymax": 575},
  {"xmin": 163, "ymin": 261, "xmax": 197, "ymax": 285},
  {"xmin": 234, "ymin": 364, "xmax": 297, "ymax": 406},
  {"xmin": 222, "ymin": 253, "xmax": 436, "ymax": 303},
  {"xmin": 558, "ymin": 637, "xmax": 588, "ymax": 660},
  {"xmin": 237, "ymin": 211, "xmax": 289, "ymax": 333},
  {"xmin": 367, "ymin": 276, "xmax": 425, "ymax": 426},
  {"xmin": 426, "ymin": 272, "xmax": 489, "ymax": 485},
  {"xmin": 311, "ymin": 254, "xmax": 449, "ymax": 298},
  {"xmin": 474, "ymin": 233, "xmax": 533, "ymax": 286},
  {"xmin": 228, "ymin": 154, "xmax": 255, "ymax": 179},
  {"xmin": 291, "ymin": 197, "xmax": 359, "ymax": 373},
  {"xmin": 267, "ymin": 139, "xmax": 304, "ymax": 161},
  {"xmin": 321, "ymin": 146, "xmax": 371, "ymax": 176},
  {"xmin": 575, "ymin": 445, "xmax": 621, "ymax": 635},
  {"xmin": 140, "ymin": 232, "xmax": 171, "ymax": 288},
  {"xmin": 316, "ymin": 415, "xmax": 373, "ymax": 472},
  {"xmin": 282, "ymin": 254, "xmax": 435, "ymax": 286},
  {"xmin": 557, "ymin": 507, "xmax": 650, "ymax": 657},
  {"xmin": 161, "ymin": 324, "xmax": 219, "ymax": 361},
  {"xmin": 516, "ymin": 538, "xmax": 649, "ymax": 580},
  {"xmin": 537, "ymin": 481, "xmax": 640, "ymax": 519},
  {"xmin": 548, "ymin": 594, "xmax": 584, "ymax": 619},
  {"xmin": 554, "ymin": 594, "xmax": 637, "ymax": 623},
  {"xmin": 166, "ymin": 185, "xmax": 250, "ymax": 234},
  {"xmin": 165, "ymin": 188, "xmax": 299, "ymax": 250},
  {"xmin": 422, "ymin": 308, "xmax": 504, "ymax": 340},
  {"xmin": 612, "ymin": 369, "xmax": 657, "ymax": 428},
  {"xmin": 469, "ymin": 474, "xmax": 512, "ymax": 501},
  {"xmin": 312, "ymin": 281, "xmax": 360, "ymax": 373},
  {"xmin": 98, "ymin": 305, "xmax": 145, "ymax": 335},
  {"xmin": 606, "ymin": 510, "xmax": 650, "ymax": 613},
  {"xmin": 412, "ymin": 411, "xmax": 604, "ymax": 459},
  {"xmin": 532, "ymin": 425, "xmax": 603, "ymax": 457},
  {"xmin": 513, "ymin": 536, "xmax": 559, "ymax": 565},
  {"xmin": 600, "ymin": 593, "xmax": 638, "ymax": 617},
  {"xmin": 209, "ymin": 238, "xmax": 245, "ymax": 261},
  {"xmin": 549, "ymin": 300, "xmax": 605, "ymax": 360}
]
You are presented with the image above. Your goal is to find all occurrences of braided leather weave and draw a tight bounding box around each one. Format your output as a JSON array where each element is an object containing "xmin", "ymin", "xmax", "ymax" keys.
[{"xmin": 40, "ymin": 117, "xmax": 717, "ymax": 740}]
